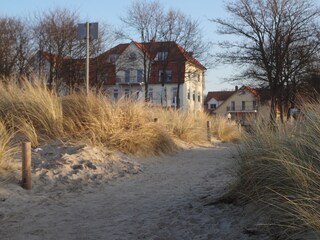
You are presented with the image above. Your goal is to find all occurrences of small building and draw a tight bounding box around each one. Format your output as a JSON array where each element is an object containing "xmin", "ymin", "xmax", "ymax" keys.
[{"xmin": 214, "ymin": 86, "xmax": 259, "ymax": 123}]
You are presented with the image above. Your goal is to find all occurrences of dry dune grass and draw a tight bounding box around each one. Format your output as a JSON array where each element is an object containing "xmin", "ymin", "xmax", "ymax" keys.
[
  {"xmin": 0, "ymin": 121, "xmax": 17, "ymax": 170},
  {"xmin": 61, "ymin": 94, "xmax": 175, "ymax": 155},
  {"xmin": 211, "ymin": 116, "xmax": 242, "ymax": 142},
  {"xmin": 235, "ymin": 102, "xmax": 320, "ymax": 237},
  {"xmin": 0, "ymin": 79, "xmax": 63, "ymax": 145},
  {"xmin": 0, "ymin": 77, "xmax": 241, "ymax": 168},
  {"xmin": 154, "ymin": 109, "xmax": 209, "ymax": 143}
]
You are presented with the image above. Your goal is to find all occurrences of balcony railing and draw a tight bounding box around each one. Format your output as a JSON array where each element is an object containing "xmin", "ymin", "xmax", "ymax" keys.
[
  {"xmin": 116, "ymin": 76, "xmax": 144, "ymax": 84},
  {"xmin": 227, "ymin": 105, "xmax": 258, "ymax": 112}
]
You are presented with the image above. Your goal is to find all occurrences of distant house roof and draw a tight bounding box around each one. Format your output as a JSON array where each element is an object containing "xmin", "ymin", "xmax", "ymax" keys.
[
  {"xmin": 96, "ymin": 43, "xmax": 129, "ymax": 61},
  {"xmin": 241, "ymin": 86, "xmax": 258, "ymax": 96},
  {"xmin": 205, "ymin": 91, "xmax": 235, "ymax": 104}
]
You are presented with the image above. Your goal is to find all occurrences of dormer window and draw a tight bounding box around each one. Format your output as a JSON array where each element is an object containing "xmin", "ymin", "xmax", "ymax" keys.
[
  {"xmin": 159, "ymin": 70, "xmax": 172, "ymax": 83},
  {"xmin": 156, "ymin": 51, "xmax": 168, "ymax": 61},
  {"xmin": 129, "ymin": 52, "xmax": 137, "ymax": 61},
  {"xmin": 109, "ymin": 54, "xmax": 119, "ymax": 63}
]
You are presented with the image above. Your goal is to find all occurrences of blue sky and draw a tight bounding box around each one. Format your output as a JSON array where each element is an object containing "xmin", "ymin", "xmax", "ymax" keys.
[{"xmin": 1, "ymin": 0, "xmax": 319, "ymax": 92}]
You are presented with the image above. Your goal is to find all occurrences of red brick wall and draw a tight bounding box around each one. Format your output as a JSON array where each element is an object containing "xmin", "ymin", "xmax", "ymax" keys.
[{"xmin": 150, "ymin": 62, "xmax": 185, "ymax": 84}]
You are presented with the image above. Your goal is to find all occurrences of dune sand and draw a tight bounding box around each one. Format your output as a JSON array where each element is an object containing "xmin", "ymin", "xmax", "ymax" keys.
[{"xmin": 0, "ymin": 141, "xmax": 271, "ymax": 240}]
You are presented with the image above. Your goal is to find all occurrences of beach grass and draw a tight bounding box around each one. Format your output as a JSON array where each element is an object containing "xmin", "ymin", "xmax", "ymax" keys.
[
  {"xmin": 0, "ymin": 77, "xmax": 241, "ymax": 160},
  {"xmin": 235, "ymin": 102, "xmax": 320, "ymax": 237},
  {"xmin": 211, "ymin": 116, "xmax": 242, "ymax": 142},
  {"xmin": 0, "ymin": 121, "xmax": 17, "ymax": 170}
]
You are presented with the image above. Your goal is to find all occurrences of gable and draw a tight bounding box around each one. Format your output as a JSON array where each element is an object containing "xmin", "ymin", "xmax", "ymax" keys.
[{"xmin": 214, "ymin": 86, "xmax": 258, "ymax": 114}]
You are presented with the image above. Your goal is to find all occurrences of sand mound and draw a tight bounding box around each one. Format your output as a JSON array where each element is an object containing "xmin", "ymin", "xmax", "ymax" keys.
[{"xmin": 30, "ymin": 141, "xmax": 141, "ymax": 192}]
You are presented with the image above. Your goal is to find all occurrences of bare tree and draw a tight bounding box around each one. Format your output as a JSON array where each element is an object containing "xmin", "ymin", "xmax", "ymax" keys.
[
  {"xmin": 32, "ymin": 8, "xmax": 79, "ymax": 92},
  {"xmin": 120, "ymin": 0, "xmax": 164, "ymax": 101},
  {"xmin": 158, "ymin": 10, "xmax": 208, "ymax": 108},
  {"xmin": 120, "ymin": 1, "xmax": 208, "ymax": 106},
  {"xmin": 0, "ymin": 17, "xmax": 31, "ymax": 79},
  {"xmin": 212, "ymin": 0, "xmax": 320, "ymax": 123}
]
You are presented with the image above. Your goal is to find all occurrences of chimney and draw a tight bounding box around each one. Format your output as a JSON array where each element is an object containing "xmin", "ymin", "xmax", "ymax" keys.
[{"xmin": 235, "ymin": 86, "xmax": 238, "ymax": 91}]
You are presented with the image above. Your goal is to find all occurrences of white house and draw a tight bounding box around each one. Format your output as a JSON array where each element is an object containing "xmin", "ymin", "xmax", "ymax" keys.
[{"xmin": 100, "ymin": 41, "xmax": 206, "ymax": 112}]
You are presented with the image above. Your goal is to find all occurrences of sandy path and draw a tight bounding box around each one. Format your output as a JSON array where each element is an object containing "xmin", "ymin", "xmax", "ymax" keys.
[{"xmin": 0, "ymin": 143, "xmax": 269, "ymax": 240}]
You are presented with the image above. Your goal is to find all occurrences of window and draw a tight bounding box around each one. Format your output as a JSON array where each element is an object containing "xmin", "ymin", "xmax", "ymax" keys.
[
  {"xmin": 148, "ymin": 88, "xmax": 153, "ymax": 102},
  {"xmin": 172, "ymin": 87, "xmax": 177, "ymax": 104},
  {"xmin": 98, "ymin": 72, "xmax": 108, "ymax": 84},
  {"xmin": 129, "ymin": 52, "xmax": 137, "ymax": 61},
  {"xmin": 156, "ymin": 51, "xmax": 168, "ymax": 60},
  {"xmin": 78, "ymin": 70, "xmax": 85, "ymax": 81},
  {"xmin": 210, "ymin": 104, "xmax": 216, "ymax": 109},
  {"xmin": 197, "ymin": 73, "xmax": 201, "ymax": 82},
  {"xmin": 242, "ymin": 101, "xmax": 246, "ymax": 110},
  {"xmin": 159, "ymin": 70, "xmax": 172, "ymax": 83},
  {"xmin": 109, "ymin": 54, "xmax": 118, "ymax": 63},
  {"xmin": 198, "ymin": 92, "xmax": 201, "ymax": 102},
  {"xmin": 124, "ymin": 89, "xmax": 130, "ymax": 98},
  {"xmin": 231, "ymin": 101, "xmax": 235, "ymax": 111},
  {"xmin": 253, "ymin": 100, "xmax": 257, "ymax": 110},
  {"xmin": 137, "ymin": 69, "xmax": 143, "ymax": 83},
  {"xmin": 187, "ymin": 89, "xmax": 190, "ymax": 100},
  {"xmin": 113, "ymin": 89, "xmax": 119, "ymax": 100},
  {"xmin": 125, "ymin": 70, "xmax": 130, "ymax": 83},
  {"xmin": 192, "ymin": 91, "xmax": 195, "ymax": 101}
]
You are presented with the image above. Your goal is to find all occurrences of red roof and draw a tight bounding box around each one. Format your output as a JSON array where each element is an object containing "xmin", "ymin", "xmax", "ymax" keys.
[
  {"xmin": 241, "ymin": 86, "xmax": 258, "ymax": 96},
  {"xmin": 99, "ymin": 41, "xmax": 206, "ymax": 70},
  {"xmin": 96, "ymin": 43, "xmax": 129, "ymax": 61},
  {"xmin": 205, "ymin": 91, "xmax": 235, "ymax": 104}
]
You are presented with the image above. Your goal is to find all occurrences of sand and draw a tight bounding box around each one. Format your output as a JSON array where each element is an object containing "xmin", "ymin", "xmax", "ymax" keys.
[{"xmin": 0, "ymin": 140, "xmax": 272, "ymax": 240}]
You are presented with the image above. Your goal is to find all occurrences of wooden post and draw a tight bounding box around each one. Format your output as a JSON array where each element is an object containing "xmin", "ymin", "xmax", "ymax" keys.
[
  {"xmin": 154, "ymin": 118, "xmax": 158, "ymax": 123},
  {"xmin": 22, "ymin": 142, "xmax": 31, "ymax": 190},
  {"xmin": 207, "ymin": 120, "xmax": 212, "ymax": 142}
]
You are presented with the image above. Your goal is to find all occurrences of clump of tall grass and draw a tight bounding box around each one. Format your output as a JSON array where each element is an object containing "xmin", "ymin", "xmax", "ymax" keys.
[
  {"xmin": 0, "ymin": 79, "xmax": 63, "ymax": 144},
  {"xmin": 0, "ymin": 78, "xmax": 240, "ymax": 157},
  {"xmin": 211, "ymin": 116, "xmax": 242, "ymax": 142},
  {"xmin": 236, "ymin": 102, "xmax": 320, "ymax": 237},
  {"xmin": 62, "ymin": 94, "xmax": 176, "ymax": 155},
  {"xmin": 0, "ymin": 121, "xmax": 17, "ymax": 170},
  {"xmin": 153, "ymin": 109, "xmax": 209, "ymax": 143}
]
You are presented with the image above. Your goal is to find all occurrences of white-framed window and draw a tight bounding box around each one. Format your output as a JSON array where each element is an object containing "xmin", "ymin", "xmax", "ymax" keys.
[
  {"xmin": 192, "ymin": 91, "xmax": 195, "ymax": 101},
  {"xmin": 137, "ymin": 69, "xmax": 143, "ymax": 82},
  {"xmin": 129, "ymin": 52, "xmax": 137, "ymax": 61},
  {"xmin": 109, "ymin": 54, "xmax": 119, "ymax": 63},
  {"xmin": 187, "ymin": 89, "xmax": 190, "ymax": 100},
  {"xmin": 113, "ymin": 89, "xmax": 119, "ymax": 100},
  {"xmin": 125, "ymin": 70, "xmax": 130, "ymax": 83},
  {"xmin": 198, "ymin": 92, "xmax": 201, "ymax": 102},
  {"xmin": 148, "ymin": 88, "xmax": 153, "ymax": 101},
  {"xmin": 78, "ymin": 70, "xmax": 85, "ymax": 81},
  {"xmin": 242, "ymin": 101, "xmax": 246, "ymax": 110},
  {"xmin": 156, "ymin": 51, "xmax": 168, "ymax": 60},
  {"xmin": 159, "ymin": 70, "xmax": 172, "ymax": 83},
  {"xmin": 124, "ymin": 88, "xmax": 130, "ymax": 98},
  {"xmin": 231, "ymin": 101, "xmax": 235, "ymax": 111},
  {"xmin": 210, "ymin": 104, "xmax": 216, "ymax": 109},
  {"xmin": 98, "ymin": 72, "xmax": 108, "ymax": 84},
  {"xmin": 172, "ymin": 87, "xmax": 177, "ymax": 104}
]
